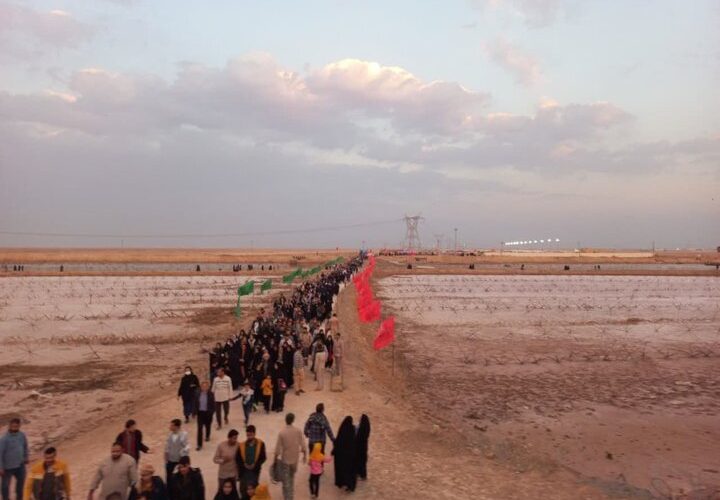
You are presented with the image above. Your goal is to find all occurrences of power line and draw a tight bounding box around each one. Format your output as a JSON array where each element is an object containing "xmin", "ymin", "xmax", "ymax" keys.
[{"xmin": 0, "ymin": 219, "xmax": 402, "ymax": 239}]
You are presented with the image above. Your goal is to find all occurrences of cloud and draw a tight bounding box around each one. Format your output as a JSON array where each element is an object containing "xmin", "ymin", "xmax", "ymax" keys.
[
  {"xmin": 0, "ymin": 53, "xmax": 716, "ymax": 248},
  {"xmin": 485, "ymin": 38, "xmax": 541, "ymax": 86},
  {"xmin": 473, "ymin": 0, "xmax": 567, "ymax": 27},
  {"xmin": 0, "ymin": 55, "xmax": 490, "ymax": 145},
  {"xmin": 2, "ymin": 52, "xmax": 711, "ymax": 184},
  {"xmin": 308, "ymin": 59, "xmax": 490, "ymax": 135},
  {"xmin": 0, "ymin": 3, "xmax": 94, "ymax": 54}
]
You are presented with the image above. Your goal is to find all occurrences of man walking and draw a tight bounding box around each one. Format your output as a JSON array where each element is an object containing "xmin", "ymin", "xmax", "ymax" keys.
[
  {"xmin": 236, "ymin": 426, "xmax": 266, "ymax": 497},
  {"xmin": 303, "ymin": 404, "xmax": 334, "ymax": 453},
  {"xmin": 213, "ymin": 430, "xmax": 239, "ymax": 491},
  {"xmin": 0, "ymin": 418, "xmax": 29, "ymax": 500},
  {"xmin": 164, "ymin": 419, "xmax": 189, "ymax": 485},
  {"xmin": 273, "ymin": 413, "xmax": 306, "ymax": 500},
  {"xmin": 89, "ymin": 443, "xmax": 137, "ymax": 500},
  {"xmin": 292, "ymin": 347, "xmax": 304, "ymax": 396},
  {"xmin": 169, "ymin": 457, "xmax": 204, "ymax": 500},
  {"xmin": 24, "ymin": 447, "xmax": 71, "ymax": 500},
  {"xmin": 115, "ymin": 420, "xmax": 150, "ymax": 465},
  {"xmin": 211, "ymin": 368, "xmax": 233, "ymax": 430},
  {"xmin": 313, "ymin": 345, "xmax": 327, "ymax": 391},
  {"xmin": 193, "ymin": 381, "xmax": 215, "ymax": 451}
]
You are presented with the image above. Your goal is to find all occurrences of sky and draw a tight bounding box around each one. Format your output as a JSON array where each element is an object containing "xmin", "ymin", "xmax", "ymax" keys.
[{"xmin": 0, "ymin": 0, "xmax": 718, "ymax": 249}]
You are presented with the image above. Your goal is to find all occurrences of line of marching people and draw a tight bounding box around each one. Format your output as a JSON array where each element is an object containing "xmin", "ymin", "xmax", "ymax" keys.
[{"xmin": 0, "ymin": 253, "xmax": 372, "ymax": 500}]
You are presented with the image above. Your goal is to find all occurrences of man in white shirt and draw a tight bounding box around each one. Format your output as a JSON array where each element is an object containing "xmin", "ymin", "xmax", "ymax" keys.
[
  {"xmin": 164, "ymin": 419, "xmax": 189, "ymax": 484},
  {"xmin": 211, "ymin": 367, "xmax": 233, "ymax": 429}
]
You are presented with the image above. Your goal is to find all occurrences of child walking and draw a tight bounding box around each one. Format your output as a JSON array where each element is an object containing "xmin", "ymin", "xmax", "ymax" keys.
[
  {"xmin": 260, "ymin": 375, "xmax": 273, "ymax": 414},
  {"xmin": 308, "ymin": 442, "xmax": 332, "ymax": 498}
]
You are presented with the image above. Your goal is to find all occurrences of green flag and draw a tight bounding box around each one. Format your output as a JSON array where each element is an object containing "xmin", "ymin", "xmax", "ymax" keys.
[
  {"xmin": 234, "ymin": 297, "xmax": 242, "ymax": 317},
  {"xmin": 261, "ymin": 278, "xmax": 272, "ymax": 293},
  {"xmin": 284, "ymin": 268, "xmax": 302, "ymax": 282},
  {"xmin": 237, "ymin": 280, "xmax": 254, "ymax": 296}
]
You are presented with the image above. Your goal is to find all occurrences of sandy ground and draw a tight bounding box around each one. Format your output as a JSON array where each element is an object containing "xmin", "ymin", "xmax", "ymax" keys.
[
  {"xmin": 0, "ymin": 248, "xmax": 353, "ymax": 265},
  {"xmin": 377, "ymin": 274, "xmax": 720, "ymax": 499},
  {"xmin": 3, "ymin": 254, "xmax": 720, "ymax": 499},
  {"xmin": 0, "ymin": 275, "xmax": 288, "ymax": 453},
  {"xmin": 14, "ymin": 282, "xmax": 614, "ymax": 500}
]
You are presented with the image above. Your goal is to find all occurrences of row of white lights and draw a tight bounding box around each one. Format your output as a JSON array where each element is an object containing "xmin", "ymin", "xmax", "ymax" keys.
[{"xmin": 504, "ymin": 238, "xmax": 560, "ymax": 246}]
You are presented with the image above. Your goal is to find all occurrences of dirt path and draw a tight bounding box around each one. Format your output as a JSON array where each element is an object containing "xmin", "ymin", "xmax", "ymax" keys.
[{"xmin": 54, "ymin": 281, "xmax": 622, "ymax": 500}]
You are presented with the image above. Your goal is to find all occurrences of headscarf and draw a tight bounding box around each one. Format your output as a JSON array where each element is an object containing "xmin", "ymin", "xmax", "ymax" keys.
[
  {"xmin": 357, "ymin": 414, "xmax": 371, "ymax": 442},
  {"xmin": 139, "ymin": 463, "xmax": 155, "ymax": 475},
  {"xmin": 309, "ymin": 442, "xmax": 324, "ymax": 462},
  {"xmin": 251, "ymin": 483, "xmax": 271, "ymax": 500}
]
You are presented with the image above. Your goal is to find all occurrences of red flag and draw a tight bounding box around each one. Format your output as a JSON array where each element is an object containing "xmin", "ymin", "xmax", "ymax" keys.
[
  {"xmin": 359, "ymin": 299, "xmax": 381, "ymax": 323},
  {"xmin": 373, "ymin": 316, "xmax": 395, "ymax": 350}
]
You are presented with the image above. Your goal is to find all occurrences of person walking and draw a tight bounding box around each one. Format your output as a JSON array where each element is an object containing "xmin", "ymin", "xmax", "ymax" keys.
[
  {"xmin": 213, "ymin": 479, "xmax": 239, "ymax": 500},
  {"xmin": 0, "ymin": 417, "xmax": 29, "ymax": 500},
  {"xmin": 178, "ymin": 367, "xmax": 200, "ymax": 424},
  {"xmin": 355, "ymin": 414, "xmax": 371, "ymax": 481},
  {"xmin": 115, "ymin": 420, "xmax": 150, "ymax": 465},
  {"xmin": 129, "ymin": 464, "xmax": 167, "ymax": 500},
  {"xmin": 193, "ymin": 381, "xmax": 215, "ymax": 451},
  {"xmin": 292, "ymin": 347, "xmax": 304, "ymax": 396},
  {"xmin": 332, "ymin": 417, "xmax": 356, "ymax": 492},
  {"xmin": 89, "ymin": 442, "xmax": 138, "ymax": 500},
  {"xmin": 24, "ymin": 447, "xmax": 71, "ymax": 500},
  {"xmin": 307, "ymin": 443, "xmax": 331, "ymax": 499},
  {"xmin": 213, "ymin": 430, "xmax": 239, "ymax": 492},
  {"xmin": 329, "ymin": 314, "xmax": 339, "ymax": 337},
  {"xmin": 169, "ymin": 457, "xmax": 204, "ymax": 500},
  {"xmin": 164, "ymin": 419, "xmax": 189, "ymax": 486},
  {"xmin": 248, "ymin": 484, "xmax": 270, "ymax": 500},
  {"xmin": 273, "ymin": 413, "xmax": 306, "ymax": 500},
  {"xmin": 303, "ymin": 404, "xmax": 334, "ymax": 455},
  {"xmin": 259, "ymin": 377, "xmax": 272, "ymax": 414},
  {"xmin": 312, "ymin": 345, "xmax": 327, "ymax": 391},
  {"xmin": 212, "ymin": 368, "xmax": 233, "ymax": 430},
  {"xmin": 236, "ymin": 382, "xmax": 254, "ymax": 426},
  {"xmin": 236, "ymin": 426, "xmax": 266, "ymax": 498},
  {"xmin": 333, "ymin": 333, "xmax": 344, "ymax": 386}
]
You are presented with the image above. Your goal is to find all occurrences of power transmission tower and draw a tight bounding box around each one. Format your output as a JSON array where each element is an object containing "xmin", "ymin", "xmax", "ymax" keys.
[
  {"xmin": 403, "ymin": 214, "xmax": 424, "ymax": 250},
  {"xmin": 433, "ymin": 233, "xmax": 444, "ymax": 251}
]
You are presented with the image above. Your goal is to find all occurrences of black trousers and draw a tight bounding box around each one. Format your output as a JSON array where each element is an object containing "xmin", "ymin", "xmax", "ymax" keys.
[
  {"xmin": 197, "ymin": 410, "xmax": 212, "ymax": 448},
  {"xmin": 215, "ymin": 400, "xmax": 230, "ymax": 426},
  {"xmin": 309, "ymin": 473, "xmax": 321, "ymax": 496}
]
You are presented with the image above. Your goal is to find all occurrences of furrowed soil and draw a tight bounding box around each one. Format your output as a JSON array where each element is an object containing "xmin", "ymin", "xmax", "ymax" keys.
[
  {"xmin": 2, "ymin": 250, "xmax": 719, "ymax": 499},
  {"xmin": 377, "ymin": 272, "xmax": 720, "ymax": 499}
]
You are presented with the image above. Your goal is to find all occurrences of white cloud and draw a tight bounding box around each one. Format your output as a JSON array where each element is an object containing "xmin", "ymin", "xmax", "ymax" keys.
[
  {"xmin": 3, "ymin": 52, "xmax": 712, "ymax": 183},
  {"xmin": 308, "ymin": 58, "xmax": 490, "ymax": 135},
  {"xmin": 485, "ymin": 38, "xmax": 541, "ymax": 86},
  {"xmin": 0, "ymin": 2, "xmax": 94, "ymax": 53}
]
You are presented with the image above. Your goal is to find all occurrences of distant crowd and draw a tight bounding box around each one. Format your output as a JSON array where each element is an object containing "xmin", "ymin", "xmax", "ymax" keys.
[{"xmin": 0, "ymin": 253, "xmax": 372, "ymax": 500}]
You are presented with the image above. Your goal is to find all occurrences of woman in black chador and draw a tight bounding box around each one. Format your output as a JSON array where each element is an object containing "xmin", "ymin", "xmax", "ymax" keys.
[
  {"xmin": 333, "ymin": 416, "xmax": 357, "ymax": 492},
  {"xmin": 355, "ymin": 414, "xmax": 371, "ymax": 481}
]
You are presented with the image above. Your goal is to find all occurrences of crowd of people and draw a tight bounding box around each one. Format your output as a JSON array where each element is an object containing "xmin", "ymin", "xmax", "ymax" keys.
[{"xmin": 0, "ymin": 253, "xmax": 373, "ymax": 500}]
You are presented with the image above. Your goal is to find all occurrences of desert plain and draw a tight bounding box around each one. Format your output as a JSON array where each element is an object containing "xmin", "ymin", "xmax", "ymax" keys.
[{"xmin": 1, "ymin": 248, "xmax": 719, "ymax": 499}]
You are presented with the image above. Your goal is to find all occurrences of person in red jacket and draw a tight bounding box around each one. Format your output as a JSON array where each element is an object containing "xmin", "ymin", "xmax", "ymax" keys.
[{"xmin": 115, "ymin": 419, "xmax": 150, "ymax": 464}]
